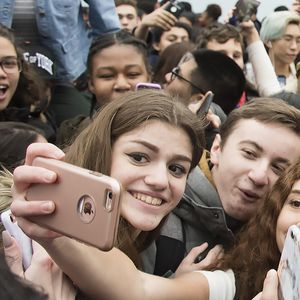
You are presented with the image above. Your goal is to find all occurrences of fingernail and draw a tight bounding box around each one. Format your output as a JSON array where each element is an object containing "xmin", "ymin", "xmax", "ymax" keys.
[
  {"xmin": 2, "ymin": 231, "xmax": 13, "ymax": 248},
  {"xmin": 45, "ymin": 172, "xmax": 55, "ymax": 182},
  {"xmin": 267, "ymin": 269, "xmax": 276, "ymax": 277},
  {"xmin": 41, "ymin": 201, "xmax": 54, "ymax": 212},
  {"xmin": 54, "ymin": 150, "xmax": 65, "ymax": 159}
]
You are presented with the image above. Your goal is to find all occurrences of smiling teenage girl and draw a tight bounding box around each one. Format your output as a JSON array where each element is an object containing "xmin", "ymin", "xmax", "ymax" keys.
[
  {"xmin": 11, "ymin": 89, "xmax": 205, "ymax": 270},
  {"xmin": 57, "ymin": 30, "xmax": 152, "ymax": 146}
]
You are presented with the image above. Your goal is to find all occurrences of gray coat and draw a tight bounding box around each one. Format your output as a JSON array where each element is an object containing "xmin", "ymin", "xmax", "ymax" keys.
[{"xmin": 141, "ymin": 166, "xmax": 236, "ymax": 274}]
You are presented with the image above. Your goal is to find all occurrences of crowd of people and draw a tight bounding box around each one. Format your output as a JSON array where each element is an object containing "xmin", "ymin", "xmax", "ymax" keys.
[{"xmin": 1, "ymin": 0, "xmax": 300, "ymax": 299}]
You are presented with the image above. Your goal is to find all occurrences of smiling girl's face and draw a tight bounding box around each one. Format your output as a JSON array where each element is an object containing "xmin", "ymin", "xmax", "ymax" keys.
[
  {"xmin": 88, "ymin": 44, "xmax": 150, "ymax": 105},
  {"xmin": 0, "ymin": 37, "xmax": 20, "ymax": 111},
  {"xmin": 110, "ymin": 119, "xmax": 193, "ymax": 232},
  {"xmin": 276, "ymin": 179, "xmax": 300, "ymax": 252}
]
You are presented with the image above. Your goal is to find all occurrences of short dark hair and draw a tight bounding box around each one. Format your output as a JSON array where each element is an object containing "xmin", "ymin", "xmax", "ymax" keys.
[
  {"xmin": 190, "ymin": 49, "xmax": 245, "ymax": 114},
  {"xmin": 152, "ymin": 22, "xmax": 192, "ymax": 44},
  {"xmin": 115, "ymin": 0, "xmax": 137, "ymax": 9},
  {"xmin": 274, "ymin": 5, "xmax": 289, "ymax": 12},
  {"xmin": 206, "ymin": 4, "xmax": 222, "ymax": 21},
  {"xmin": 0, "ymin": 122, "xmax": 44, "ymax": 172},
  {"xmin": 87, "ymin": 30, "xmax": 151, "ymax": 76},
  {"xmin": 196, "ymin": 23, "xmax": 244, "ymax": 51}
]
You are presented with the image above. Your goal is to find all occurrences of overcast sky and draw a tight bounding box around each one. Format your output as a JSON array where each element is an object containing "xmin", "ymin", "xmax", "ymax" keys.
[{"xmin": 185, "ymin": 0, "xmax": 294, "ymax": 21}]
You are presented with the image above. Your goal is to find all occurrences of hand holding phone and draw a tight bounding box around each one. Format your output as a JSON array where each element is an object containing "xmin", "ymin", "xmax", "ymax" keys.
[
  {"xmin": 197, "ymin": 92, "xmax": 214, "ymax": 117},
  {"xmin": 1, "ymin": 209, "xmax": 33, "ymax": 270},
  {"xmin": 26, "ymin": 157, "xmax": 121, "ymax": 251},
  {"xmin": 234, "ymin": 0, "xmax": 261, "ymax": 23}
]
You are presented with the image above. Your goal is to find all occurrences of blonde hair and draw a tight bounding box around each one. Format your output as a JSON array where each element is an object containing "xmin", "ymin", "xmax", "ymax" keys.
[{"xmin": 0, "ymin": 168, "xmax": 13, "ymax": 251}]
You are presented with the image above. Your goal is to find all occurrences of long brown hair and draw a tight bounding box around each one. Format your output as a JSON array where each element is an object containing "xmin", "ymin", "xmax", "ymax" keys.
[
  {"xmin": 217, "ymin": 159, "xmax": 300, "ymax": 299},
  {"xmin": 65, "ymin": 89, "xmax": 205, "ymax": 267}
]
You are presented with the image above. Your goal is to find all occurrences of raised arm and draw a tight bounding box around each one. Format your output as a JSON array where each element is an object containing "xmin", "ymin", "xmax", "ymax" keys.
[
  {"xmin": 44, "ymin": 237, "xmax": 210, "ymax": 300},
  {"xmin": 134, "ymin": 3, "xmax": 177, "ymax": 41},
  {"xmin": 10, "ymin": 143, "xmax": 212, "ymax": 300},
  {"xmin": 241, "ymin": 20, "xmax": 282, "ymax": 97}
]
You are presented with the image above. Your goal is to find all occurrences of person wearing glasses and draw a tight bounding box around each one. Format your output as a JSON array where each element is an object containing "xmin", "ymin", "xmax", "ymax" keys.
[
  {"xmin": 0, "ymin": 24, "xmax": 56, "ymax": 142},
  {"xmin": 164, "ymin": 49, "xmax": 246, "ymax": 115}
]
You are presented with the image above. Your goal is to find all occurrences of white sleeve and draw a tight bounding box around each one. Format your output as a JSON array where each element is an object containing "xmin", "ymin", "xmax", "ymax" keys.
[
  {"xmin": 247, "ymin": 40, "xmax": 282, "ymax": 97},
  {"xmin": 198, "ymin": 269, "xmax": 236, "ymax": 300}
]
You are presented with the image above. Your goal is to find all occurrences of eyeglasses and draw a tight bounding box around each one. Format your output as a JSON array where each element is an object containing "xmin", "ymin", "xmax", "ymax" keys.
[
  {"xmin": 0, "ymin": 57, "xmax": 22, "ymax": 74},
  {"xmin": 170, "ymin": 66, "xmax": 206, "ymax": 94}
]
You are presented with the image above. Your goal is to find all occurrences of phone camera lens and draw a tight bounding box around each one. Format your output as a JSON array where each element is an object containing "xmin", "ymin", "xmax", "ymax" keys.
[{"xmin": 109, "ymin": 191, "xmax": 113, "ymax": 199}]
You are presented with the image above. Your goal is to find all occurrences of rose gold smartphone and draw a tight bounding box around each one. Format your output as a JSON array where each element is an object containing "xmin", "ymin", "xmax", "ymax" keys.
[{"xmin": 26, "ymin": 157, "xmax": 121, "ymax": 251}]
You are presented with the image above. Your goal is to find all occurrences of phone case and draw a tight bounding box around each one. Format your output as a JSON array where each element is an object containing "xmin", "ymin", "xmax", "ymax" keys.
[
  {"xmin": 197, "ymin": 93, "xmax": 214, "ymax": 117},
  {"xmin": 135, "ymin": 82, "xmax": 161, "ymax": 90},
  {"xmin": 1, "ymin": 209, "xmax": 33, "ymax": 269},
  {"xmin": 278, "ymin": 225, "xmax": 300, "ymax": 300},
  {"xmin": 164, "ymin": 1, "xmax": 183, "ymax": 18},
  {"xmin": 235, "ymin": 0, "xmax": 260, "ymax": 22},
  {"xmin": 26, "ymin": 157, "xmax": 121, "ymax": 251}
]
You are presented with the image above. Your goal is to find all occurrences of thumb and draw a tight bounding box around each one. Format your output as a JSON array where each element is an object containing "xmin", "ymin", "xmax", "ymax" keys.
[{"xmin": 3, "ymin": 231, "xmax": 24, "ymax": 277}]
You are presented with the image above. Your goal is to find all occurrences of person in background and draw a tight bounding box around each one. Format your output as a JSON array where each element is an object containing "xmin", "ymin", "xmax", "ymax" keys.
[
  {"xmin": 197, "ymin": 23, "xmax": 244, "ymax": 70},
  {"xmin": 153, "ymin": 41, "xmax": 195, "ymax": 85},
  {"xmin": 0, "ymin": 122, "xmax": 46, "ymax": 172},
  {"xmin": 149, "ymin": 21, "xmax": 192, "ymax": 69},
  {"xmin": 164, "ymin": 49, "xmax": 245, "ymax": 116},
  {"xmin": 178, "ymin": 11, "xmax": 197, "ymax": 28},
  {"xmin": 115, "ymin": 0, "xmax": 179, "ymax": 44},
  {"xmin": 115, "ymin": 0, "xmax": 140, "ymax": 33},
  {"xmin": 260, "ymin": 11, "xmax": 300, "ymax": 93},
  {"xmin": 57, "ymin": 30, "xmax": 152, "ymax": 147},
  {"xmin": 197, "ymin": 4, "xmax": 222, "ymax": 28},
  {"xmin": 0, "ymin": 1, "xmax": 120, "ymax": 129},
  {"xmin": 0, "ymin": 0, "xmax": 120, "ymax": 83},
  {"xmin": 291, "ymin": 0, "xmax": 300, "ymax": 15},
  {"xmin": 152, "ymin": 21, "xmax": 191, "ymax": 54},
  {"xmin": 0, "ymin": 24, "xmax": 56, "ymax": 142}
]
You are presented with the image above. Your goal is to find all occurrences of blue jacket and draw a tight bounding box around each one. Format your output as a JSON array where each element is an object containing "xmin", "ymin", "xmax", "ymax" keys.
[{"xmin": 0, "ymin": 0, "xmax": 120, "ymax": 81}]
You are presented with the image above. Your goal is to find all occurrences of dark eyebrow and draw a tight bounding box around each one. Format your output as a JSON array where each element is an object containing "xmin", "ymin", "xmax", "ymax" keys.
[
  {"xmin": 1, "ymin": 56, "xmax": 18, "ymax": 60},
  {"xmin": 239, "ymin": 140, "xmax": 290, "ymax": 164},
  {"xmin": 124, "ymin": 64, "xmax": 143, "ymax": 69},
  {"xmin": 96, "ymin": 66, "xmax": 115, "ymax": 72},
  {"xmin": 118, "ymin": 13, "xmax": 135, "ymax": 17},
  {"xmin": 283, "ymin": 34, "xmax": 300, "ymax": 39},
  {"xmin": 132, "ymin": 140, "xmax": 192, "ymax": 163},
  {"xmin": 166, "ymin": 34, "xmax": 177, "ymax": 39},
  {"xmin": 239, "ymin": 140, "xmax": 264, "ymax": 152},
  {"xmin": 96, "ymin": 64, "xmax": 142, "ymax": 72},
  {"xmin": 290, "ymin": 189, "xmax": 300, "ymax": 196}
]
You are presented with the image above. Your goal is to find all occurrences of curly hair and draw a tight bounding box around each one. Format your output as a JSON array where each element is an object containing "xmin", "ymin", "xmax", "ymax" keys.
[{"xmin": 216, "ymin": 159, "xmax": 300, "ymax": 299}]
